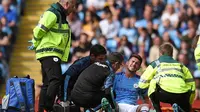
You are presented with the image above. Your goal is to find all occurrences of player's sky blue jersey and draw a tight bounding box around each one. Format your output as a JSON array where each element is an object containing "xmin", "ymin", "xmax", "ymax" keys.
[{"xmin": 113, "ymin": 72, "xmax": 147, "ymax": 105}]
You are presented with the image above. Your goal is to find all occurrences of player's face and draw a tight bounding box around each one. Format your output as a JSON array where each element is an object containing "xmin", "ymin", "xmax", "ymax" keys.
[{"xmin": 126, "ymin": 57, "xmax": 141, "ymax": 72}]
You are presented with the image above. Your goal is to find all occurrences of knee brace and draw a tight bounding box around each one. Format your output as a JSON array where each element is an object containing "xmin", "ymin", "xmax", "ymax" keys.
[{"xmin": 140, "ymin": 106, "xmax": 149, "ymax": 112}]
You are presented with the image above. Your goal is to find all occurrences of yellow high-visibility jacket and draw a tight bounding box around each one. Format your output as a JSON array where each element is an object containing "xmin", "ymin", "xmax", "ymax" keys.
[
  {"xmin": 195, "ymin": 39, "xmax": 200, "ymax": 70},
  {"xmin": 139, "ymin": 55, "xmax": 196, "ymax": 104},
  {"xmin": 32, "ymin": 3, "xmax": 71, "ymax": 62}
]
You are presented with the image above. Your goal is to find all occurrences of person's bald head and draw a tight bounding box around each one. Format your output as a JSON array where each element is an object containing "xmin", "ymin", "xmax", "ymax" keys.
[
  {"xmin": 58, "ymin": 0, "xmax": 78, "ymax": 16},
  {"xmin": 59, "ymin": 0, "xmax": 72, "ymax": 3},
  {"xmin": 159, "ymin": 43, "xmax": 173, "ymax": 57}
]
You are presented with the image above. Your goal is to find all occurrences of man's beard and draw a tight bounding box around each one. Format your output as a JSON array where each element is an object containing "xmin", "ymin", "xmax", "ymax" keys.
[{"xmin": 128, "ymin": 68, "xmax": 135, "ymax": 73}]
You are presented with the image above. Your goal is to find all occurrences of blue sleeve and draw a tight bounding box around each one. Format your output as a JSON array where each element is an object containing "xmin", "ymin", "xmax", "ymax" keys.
[
  {"xmin": 104, "ymin": 71, "xmax": 116, "ymax": 89},
  {"xmin": 11, "ymin": 10, "xmax": 17, "ymax": 22},
  {"xmin": 105, "ymin": 72, "xmax": 122, "ymax": 89},
  {"xmin": 63, "ymin": 62, "xmax": 81, "ymax": 77},
  {"xmin": 0, "ymin": 9, "xmax": 3, "ymax": 18},
  {"xmin": 63, "ymin": 57, "xmax": 90, "ymax": 77},
  {"xmin": 113, "ymin": 76, "xmax": 117, "ymax": 90}
]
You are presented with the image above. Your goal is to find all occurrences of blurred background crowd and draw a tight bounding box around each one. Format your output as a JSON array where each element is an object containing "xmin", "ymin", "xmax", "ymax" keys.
[
  {"xmin": 65, "ymin": 0, "xmax": 200, "ymax": 100},
  {"xmin": 0, "ymin": 0, "xmax": 25, "ymax": 85},
  {"xmin": 0, "ymin": 0, "xmax": 200, "ymax": 100},
  {"xmin": 67, "ymin": 0, "xmax": 200, "ymax": 74}
]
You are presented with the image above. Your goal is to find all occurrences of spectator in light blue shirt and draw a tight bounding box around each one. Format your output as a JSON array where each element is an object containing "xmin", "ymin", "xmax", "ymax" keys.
[
  {"xmin": 1, "ymin": 16, "xmax": 12, "ymax": 36},
  {"xmin": 135, "ymin": 5, "xmax": 160, "ymax": 29},
  {"xmin": 118, "ymin": 17, "xmax": 137, "ymax": 44},
  {"xmin": 113, "ymin": 53, "xmax": 149, "ymax": 112},
  {"xmin": 0, "ymin": 0, "xmax": 17, "ymax": 27}
]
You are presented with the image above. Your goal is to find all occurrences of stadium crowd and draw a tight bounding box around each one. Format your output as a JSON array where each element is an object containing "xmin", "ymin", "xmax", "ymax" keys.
[
  {"xmin": 65, "ymin": 0, "xmax": 200, "ymax": 100},
  {"xmin": 0, "ymin": 0, "xmax": 25, "ymax": 87}
]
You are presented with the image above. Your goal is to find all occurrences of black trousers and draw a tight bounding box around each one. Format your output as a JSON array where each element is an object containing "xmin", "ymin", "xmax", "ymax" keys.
[
  {"xmin": 72, "ymin": 91, "xmax": 114, "ymax": 109},
  {"xmin": 38, "ymin": 56, "xmax": 64, "ymax": 112},
  {"xmin": 150, "ymin": 87, "xmax": 191, "ymax": 112}
]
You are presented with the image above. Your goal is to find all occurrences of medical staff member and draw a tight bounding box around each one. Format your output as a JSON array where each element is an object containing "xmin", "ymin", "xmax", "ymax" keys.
[{"xmin": 139, "ymin": 43, "xmax": 195, "ymax": 112}]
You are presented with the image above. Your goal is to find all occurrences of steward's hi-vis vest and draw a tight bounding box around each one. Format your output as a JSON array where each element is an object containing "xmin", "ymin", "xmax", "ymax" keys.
[
  {"xmin": 195, "ymin": 39, "xmax": 200, "ymax": 70},
  {"xmin": 32, "ymin": 3, "xmax": 71, "ymax": 62},
  {"xmin": 139, "ymin": 55, "xmax": 196, "ymax": 104}
]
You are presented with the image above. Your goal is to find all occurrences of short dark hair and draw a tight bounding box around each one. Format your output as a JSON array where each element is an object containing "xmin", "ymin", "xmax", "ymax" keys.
[
  {"xmin": 90, "ymin": 44, "xmax": 107, "ymax": 56},
  {"xmin": 129, "ymin": 53, "xmax": 142, "ymax": 65},
  {"xmin": 159, "ymin": 43, "xmax": 173, "ymax": 56},
  {"xmin": 107, "ymin": 52, "xmax": 124, "ymax": 64}
]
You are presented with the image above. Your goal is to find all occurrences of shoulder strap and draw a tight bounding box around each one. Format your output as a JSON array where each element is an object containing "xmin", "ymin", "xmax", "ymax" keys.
[
  {"xmin": 25, "ymin": 79, "xmax": 35, "ymax": 112},
  {"xmin": 50, "ymin": 4, "xmax": 62, "ymax": 29},
  {"xmin": 6, "ymin": 79, "xmax": 11, "ymax": 95},
  {"xmin": 12, "ymin": 79, "xmax": 26, "ymax": 111},
  {"xmin": 64, "ymin": 75, "xmax": 71, "ymax": 101},
  {"xmin": 58, "ymin": 11, "xmax": 62, "ymax": 29},
  {"xmin": 180, "ymin": 64, "xmax": 184, "ymax": 74},
  {"xmin": 53, "ymin": 9, "xmax": 62, "ymax": 29}
]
